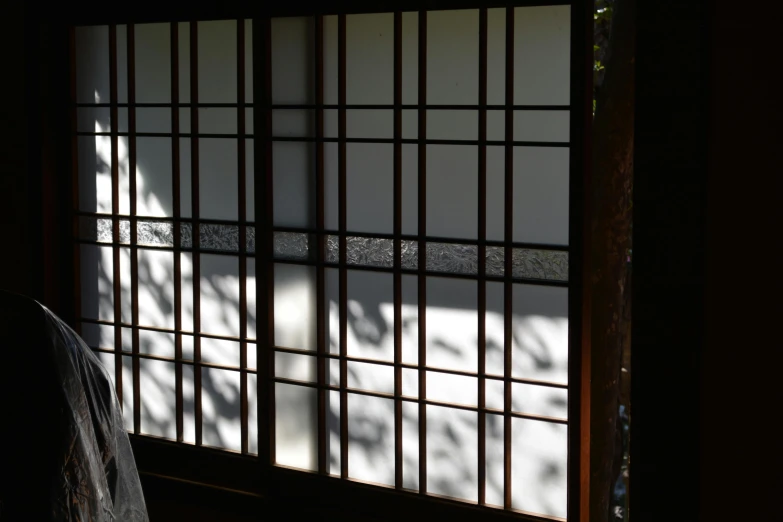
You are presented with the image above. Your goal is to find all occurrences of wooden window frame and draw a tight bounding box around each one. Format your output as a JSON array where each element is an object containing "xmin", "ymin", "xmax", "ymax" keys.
[{"xmin": 43, "ymin": 1, "xmax": 593, "ymax": 521}]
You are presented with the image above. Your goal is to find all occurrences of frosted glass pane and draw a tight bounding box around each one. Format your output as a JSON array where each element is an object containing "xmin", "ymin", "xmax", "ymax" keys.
[
  {"xmin": 427, "ymin": 372, "xmax": 477, "ymax": 407},
  {"xmin": 248, "ymin": 373, "xmax": 258, "ymax": 454},
  {"xmin": 246, "ymin": 258, "xmax": 257, "ymax": 340},
  {"xmin": 329, "ymin": 358, "xmax": 340, "ymax": 387},
  {"xmin": 346, "ymin": 110, "xmax": 393, "ymax": 139},
  {"xmin": 183, "ymin": 364, "xmax": 196, "ymax": 443},
  {"xmin": 179, "ymin": 139, "xmax": 192, "ymax": 218},
  {"xmin": 80, "ymin": 245, "xmax": 114, "ymax": 322},
  {"xmin": 348, "ymin": 394, "xmax": 395, "ymax": 486},
  {"xmin": 273, "ymin": 110, "xmax": 314, "ymax": 137},
  {"xmin": 487, "ymin": 9, "xmax": 506, "ymax": 105},
  {"xmin": 485, "ymin": 281, "xmax": 505, "ymax": 376},
  {"xmin": 428, "ymin": 10, "xmax": 478, "ymax": 105},
  {"xmin": 137, "ymin": 249, "xmax": 174, "ymax": 329},
  {"xmin": 247, "ymin": 343, "xmax": 257, "ymax": 371},
  {"xmin": 271, "ymin": 17, "xmax": 313, "ymax": 104},
  {"xmin": 136, "ymin": 138, "xmax": 172, "ymax": 217},
  {"xmin": 198, "ymin": 20, "xmax": 237, "ymax": 103},
  {"xmin": 514, "ymin": 6, "xmax": 570, "ymax": 105},
  {"xmin": 122, "ymin": 356, "xmax": 134, "ymax": 431},
  {"xmin": 116, "ymin": 26, "xmax": 128, "ymax": 104},
  {"xmin": 200, "ymin": 254, "xmax": 240, "ymax": 337},
  {"xmin": 78, "ymin": 135, "xmax": 112, "ymax": 213},
  {"xmin": 77, "ymin": 107, "xmax": 110, "ymax": 133},
  {"xmin": 182, "ymin": 334, "xmax": 194, "ymax": 361},
  {"xmin": 81, "ymin": 323, "xmax": 114, "ymax": 350},
  {"xmin": 347, "ymin": 271, "xmax": 394, "ymax": 361},
  {"xmin": 139, "ymin": 359, "xmax": 176, "ymax": 439},
  {"xmin": 178, "ymin": 22, "xmax": 190, "ymax": 103},
  {"xmin": 346, "ymin": 13, "xmax": 393, "ymax": 104},
  {"xmin": 427, "ymin": 145, "xmax": 477, "ymax": 239},
  {"xmin": 202, "ymin": 337, "xmax": 240, "ymax": 367},
  {"xmin": 347, "ymin": 143, "xmax": 393, "ymax": 234},
  {"xmin": 323, "ymin": 16, "xmax": 339, "ymax": 104},
  {"xmin": 402, "ymin": 145, "xmax": 418, "ymax": 236},
  {"xmin": 181, "ymin": 253, "xmax": 194, "ymax": 332},
  {"xmin": 199, "ymin": 108, "xmax": 238, "ymax": 134},
  {"xmin": 200, "ymin": 139, "xmax": 238, "ymax": 221},
  {"xmin": 426, "ymin": 277, "xmax": 477, "ymax": 373},
  {"xmin": 276, "ymin": 383, "xmax": 317, "ymax": 470},
  {"xmin": 244, "ymin": 20, "xmax": 253, "ymax": 102},
  {"xmin": 427, "ymin": 405, "xmax": 478, "ymax": 501},
  {"xmin": 273, "ymin": 142, "xmax": 315, "ymax": 228},
  {"xmin": 324, "ymin": 143, "xmax": 338, "ymax": 230},
  {"xmin": 486, "ymin": 413, "xmax": 505, "ymax": 507},
  {"xmin": 75, "ymin": 26, "xmax": 109, "ymax": 104},
  {"xmin": 275, "ymin": 351, "xmax": 316, "ymax": 383},
  {"xmin": 401, "ymin": 275, "xmax": 419, "ymax": 365},
  {"xmin": 486, "ymin": 146, "xmax": 505, "ymax": 241},
  {"xmin": 246, "ymin": 139, "xmax": 255, "ymax": 223},
  {"xmin": 513, "ymin": 147, "xmax": 569, "ymax": 245},
  {"xmin": 202, "ymin": 367, "xmax": 242, "ymax": 451},
  {"xmin": 136, "ymin": 108, "xmax": 171, "ymax": 134},
  {"xmin": 427, "ymin": 111, "xmax": 477, "ymax": 141},
  {"xmin": 325, "ymin": 268, "xmax": 340, "ymax": 355},
  {"xmin": 512, "ymin": 285, "xmax": 568, "ymax": 384},
  {"xmin": 402, "ymin": 401, "xmax": 419, "ymax": 490},
  {"xmin": 402, "ymin": 368, "xmax": 418, "ymax": 397},
  {"xmin": 515, "ymin": 111, "xmax": 570, "ymax": 142},
  {"xmin": 274, "ymin": 264, "xmax": 316, "ymax": 351},
  {"xmin": 347, "ymin": 361, "xmax": 393, "ymax": 394},
  {"xmin": 512, "ymin": 383, "xmax": 568, "ymax": 420},
  {"xmin": 401, "ymin": 12, "xmax": 419, "ymax": 105},
  {"xmin": 328, "ymin": 390, "xmax": 341, "ymax": 474},
  {"xmin": 138, "ymin": 329, "xmax": 174, "ymax": 358},
  {"xmin": 135, "ymin": 23, "xmax": 170, "ymax": 103},
  {"xmin": 511, "ymin": 419, "xmax": 567, "ymax": 518},
  {"xmin": 486, "ymin": 379, "xmax": 505, "ymax": 411}
]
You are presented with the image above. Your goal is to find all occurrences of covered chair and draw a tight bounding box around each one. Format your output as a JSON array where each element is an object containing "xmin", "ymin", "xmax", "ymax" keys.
[{"xmin": 0, "ymin": 290, "xmax": 148, "ymax": 521}]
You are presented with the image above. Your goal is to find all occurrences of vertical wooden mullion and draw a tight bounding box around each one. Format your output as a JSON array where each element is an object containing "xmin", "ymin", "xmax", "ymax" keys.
[
  {"xmin": 338, "ymin": 13, "xmax": 349, "ymax": 481},
  {"xmin": 393, "ymin": 10, "xmax": 403, "ymax": 491},
  {"xmin": 503, "ymin": 7, "xmax": 514, "ymax": 510},
  {"xmin": 238, "ymin": 18, "xmax": 249, "ymax": 455},
  {"xmin": 190, "ymin": 22, "xmax": 202, "ymax": 446},
  {"xmin": 417, "ymin": 9, "xmax": 427, "ymax": 496},
  {"xmin": 109, "ymin": 24, "xmax": 123, "ymax": 409},
  {"xmin": 171, "ymin": 21, "xmax": 184, "ymax": 444},
  {"xmin": 314, "ymin": 15, "xmax": 327, "ymax": 475},
  {"xmin": 128, "ymin": 23, "xmax": 141, "ymax": 436},
  {"xmin": 570, "ymin": 1, "xmax": 593, "ymax": 520},
  {"xmin": 253, "ymin": 16, "xmax": 274, "ymax": 470},
  {"xmin": 477, "ymin": 7, "xmax": 488, "ymax": 507}
]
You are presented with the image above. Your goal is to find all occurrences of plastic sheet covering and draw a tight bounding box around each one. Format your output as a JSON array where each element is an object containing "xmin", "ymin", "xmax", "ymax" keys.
[{"xmin": 0, "ymin": 290, "xmax": 148, "ymax": 521}]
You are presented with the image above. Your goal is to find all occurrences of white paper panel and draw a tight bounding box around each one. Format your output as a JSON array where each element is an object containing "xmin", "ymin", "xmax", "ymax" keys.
[
  {"xmin": 512, "ymin": 284, "xmax": 568, "ymax": 384},
  {"xmin": 346, "ymin": 271, "xmax": 394, "ymax": 361},
  {"xmin": 511, "ymin": 418, "xmax": 567, "ymax": 518},
  {"xmin": 139, "ymin": 359, "xmax": 176, "ymax": 440},
  {"xmin": 513, "ymin": 147, "xmax": 569, "ymax": 245},
  {"xmin": 137, "ymin": 249, "xmax": 175, "ymax": 329},
  {"xmin": 426, "ymin": 277, "xmax": 477, "ymax": 373},
  {"xmin": 348, "ymin": 394, "xmax": 395, "ymax": 486},
  {"xmin": 513, "ymin": 6, "xmax": 570, "ymax": 105},
  {"xmin": 202, "ymin": 367, "xmax": 242, "ymax": 451},
  {"xmin": 200, "ymin": 139, "xmax": 238, "ymax": 221},
  {"xmin": 275, "ymin": 383, "xmax": 318, "ymax": 470},
  {"xmin": 427, "ymin": 10, "xmax": 478, "ymax": 105},
  {"xmin": 80, "ymin": 244, "xmax": 114, "ymax": 322},
  {"xmin": 198, "ymin": 20, "xmax": 237, "ymax": 103},
  {"xmin": 427, "ymin": 405, "xmax": 478, "ymax": 502},
  {"xmin": 135, "ymin": 23, "xmax": 171, "ymax": 103},
  {"xmin": 274, "ymin": 264, "xmax": 317, "ymax": 351},
  {"xmin": 275, "ymin": 351, "xmax": 317, "ymax": 383},
  {"xmin": 426, "ymin": 145, "xmax": 477, "ymax": 239}
]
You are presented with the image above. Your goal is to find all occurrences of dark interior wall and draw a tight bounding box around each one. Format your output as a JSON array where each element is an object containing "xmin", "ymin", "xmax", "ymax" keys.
[
  {"xmin": 0, "ymin": 2, "xmax": 33, "ymax": 298},
  {"xmin": 700, "ymin": 0, "xmax": 781, "ymax": 520}
]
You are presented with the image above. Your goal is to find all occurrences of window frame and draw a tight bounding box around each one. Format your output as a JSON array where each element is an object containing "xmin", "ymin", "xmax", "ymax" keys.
[{"xmin": 45, "ymin": 2, "xmax": 593, "ymax": 521}]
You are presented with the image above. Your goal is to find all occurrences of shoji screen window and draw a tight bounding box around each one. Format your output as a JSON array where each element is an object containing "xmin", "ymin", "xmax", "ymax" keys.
[{"xmin": 74, "ymin": 5, "xmax": 581, "ymax": 521}]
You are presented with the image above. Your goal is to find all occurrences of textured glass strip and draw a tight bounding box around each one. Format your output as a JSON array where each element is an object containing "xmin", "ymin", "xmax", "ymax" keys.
[
  {"xmin": 180, "ymin": 223, "xmax": 193, "ymax": 248},
  {"xmin": 274, "ymin": 232, "xmax": 310, "ymax": 260},
  {"xmin": 486, "ymin": 246, "xmax": 505, "ymax": 277},
  {"xmin": 426, "ymin": 242, "xmax": 478, "ymax": 275},
  {"xmin": 79, "ymin": 216, "xmax": 113, "ymax": 243},
  {"xmin": 200, "ymin": 223, "xmax": 239, "ymax": 252},
  {"xmin": 511, "ymin": 248, "xmax": 568, "ymax": 281},
  {"xmin": 346, "ymin": 236, "xmax": 394, "ymax": 268},
  {"xmin": 119, "ymin": 220, "xmax": 131, "ymax": 244},
  {"xmin": 326, "ymin": 235, "xmax": 339, "ymax": 264},
  {"xmin": 401, "ymin": 240, "xmax": 418, "ymax": 270},
  {"xmin": 137, "ymin": 220, "xmax": 175, "ymax": 247},
  {"xmin": 246, "ymin": 226, "xmax": 256, "ymax": 253}
]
